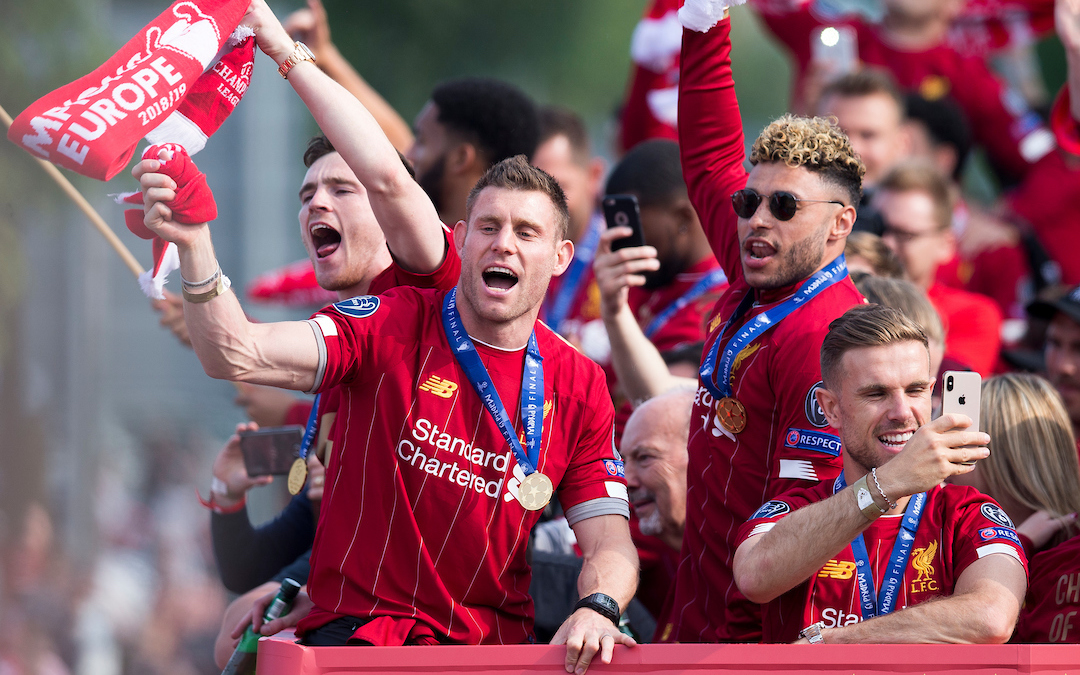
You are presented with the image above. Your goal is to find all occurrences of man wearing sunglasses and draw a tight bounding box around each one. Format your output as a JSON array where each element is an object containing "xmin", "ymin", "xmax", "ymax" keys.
[{"xmin": 658, "ymin": 1, "xmax": 866, "ymax": 644}]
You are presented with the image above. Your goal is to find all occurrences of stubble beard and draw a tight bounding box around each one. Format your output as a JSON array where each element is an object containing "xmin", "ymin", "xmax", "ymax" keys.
[{"xmin": 748, "ymin": 227, "xmax": 829, "ymax": 291}]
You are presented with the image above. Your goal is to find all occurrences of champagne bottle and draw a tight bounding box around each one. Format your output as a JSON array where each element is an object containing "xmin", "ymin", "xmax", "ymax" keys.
[{"xmin": 221, "ymin": 578, "xmax": 302, "ymax": 675}]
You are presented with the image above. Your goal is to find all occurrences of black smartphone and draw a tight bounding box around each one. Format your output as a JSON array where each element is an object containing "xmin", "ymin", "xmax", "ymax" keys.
[
  {"xmin": 239, "ymin": 426, "xmax": 304, "ymax": 476},
  {"xmin": 603, "ymin": 194, "xmax": 646, "ymax": 251}
]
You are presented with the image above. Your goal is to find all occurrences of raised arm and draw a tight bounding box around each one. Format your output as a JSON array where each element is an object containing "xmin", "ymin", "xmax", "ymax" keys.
[
  {"xmin": 678, "ymin": 8, "xmax": 748, "ymax": 276},
  {"xmin": 136, "ymin": 155, "xmax": 320, "ymax": 389},
  {"xmin": 594, "ymin": 227, "xmax": 696, "ymax": 404},
  {"xmin": 244, "ymin": 0, "xmax": 444, "ymax": 274},
  {"xmin": 1058, "ymin": 0, "xmax": 1080, "ymax": 139},
  {"xmin": 282, "ymin": 0, "xmax": 414, "ymax": 154},
  {"xmin": 552, "ymin": 514, "xmax": 639, "ymax": 674},
  {"xmin": 734, "ymin": 414, "xmax": 989, "ymax": 602}
]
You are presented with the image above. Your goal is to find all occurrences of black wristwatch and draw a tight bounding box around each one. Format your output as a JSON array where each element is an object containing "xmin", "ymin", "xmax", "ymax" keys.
[{"xmin": 574, "ymin": 593, "xmax": 621, "ymax": 625}]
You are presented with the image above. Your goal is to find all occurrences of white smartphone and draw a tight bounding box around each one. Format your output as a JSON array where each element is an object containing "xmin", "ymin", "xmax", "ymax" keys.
[
  {"xmin": 811, "ymin": 26, "xmax": 858, "ymax": 80},
  {"xmin": 940, "ymin": 371, "xmax": 981, "ymax": 465}
]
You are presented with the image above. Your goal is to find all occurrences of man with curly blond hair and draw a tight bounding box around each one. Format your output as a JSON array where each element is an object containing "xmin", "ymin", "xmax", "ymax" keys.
[{"xmin": 654, "ymin": 1, "xmax": 867, "ymax": 644}]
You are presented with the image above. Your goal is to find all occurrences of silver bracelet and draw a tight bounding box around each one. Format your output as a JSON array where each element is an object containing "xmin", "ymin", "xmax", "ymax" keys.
[
  {"xmin": 181, "ymin": 266, "xmax": 221, "ymax": 290},
  {"xmin": 870, "ymin": 467, "xmax": 898, "ymax": 510}
]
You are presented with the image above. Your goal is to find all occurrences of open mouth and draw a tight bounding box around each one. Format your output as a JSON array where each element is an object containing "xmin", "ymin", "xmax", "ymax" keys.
[
  {"xmin": 310, "ymin": 223, "xmax": 342, "ymax": 259},
  {"xmin": 482, "ymin": 266, "xmax": 519, "ymax": 291},
  {"xmin": 877, "ymin": 431, "xmax": 914, "ymax": 450},
  {"xmin": 746, "ymin": 240, "xmax": 777, "ymax": 260}
]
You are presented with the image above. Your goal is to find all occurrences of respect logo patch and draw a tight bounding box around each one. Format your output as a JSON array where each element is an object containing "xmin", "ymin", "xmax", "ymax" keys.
[
  {"xmin": 978, "ymin": 527, "xmax": 1021, "ymax": 545},
  {"xmin": 333, "ymin": 295, "xmax": 380, "ymax": 319},
  {"xmin": 784, "ymin": 428, "xmax": 842, "ymax": 457},
  {"xmin": 603, "ymin": 459, "xmax": 625, "ymax": 478}
]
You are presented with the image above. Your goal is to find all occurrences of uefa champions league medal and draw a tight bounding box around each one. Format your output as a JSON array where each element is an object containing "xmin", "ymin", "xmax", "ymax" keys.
[
  {"xmin": 287, "ymin": 458, "xmax": 308, "ymax": 495},
  {"xmin": 716, "ymin": 397, "xmax": 747, "ymax": 434},
  {"xmin": 518, "ymin": 471, "xmax": 554, "ymax": 511}
]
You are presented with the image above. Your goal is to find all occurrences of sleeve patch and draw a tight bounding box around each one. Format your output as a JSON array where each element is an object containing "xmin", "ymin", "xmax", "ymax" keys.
[
  {"xmin": 750, "ymin": 499, "xmax": 791, "ymax": 520},
  {"xmin": 977, "ymin": 543, "xmax": 1023, "ymax": 564},
  {"xmin": 605, "ymin": 481, "xmax": 629, "ymax": 501},
  {"xmin": 312, "ymin": 313, "xmax": 338, "ymax": 337},
  {"xmin": 804, "ymin": 381, "xmax": 829, "ymax": 427},
  {"xmin": 784, "ymin": 428, "xmax": 842, "ymax": 456},
  {"xmin": 980, "ymin": 503, "xmax": 1015, "ymax": 528},
  {"xmin": 778, "ymin": 458, "xmax": 819, "ymax": 481},
  {"xmin": 602, "ymin": 459, "xmax": 625, "ymax": 478},
  {"xmin": 332, "ymin": 295, "xmax": 380, "ymax": 319},
  {"xmin": 978, "ymin": 527, "xmax": 1021, "ymax": 546}
]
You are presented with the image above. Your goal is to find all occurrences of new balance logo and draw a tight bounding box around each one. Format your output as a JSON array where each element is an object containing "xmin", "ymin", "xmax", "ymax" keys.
[
  {"xmin": 419, "ymin": 375, "xmax": 458, "ymax": 398},
  {"xmin": 818, "ymin": 560, "xmax": 856, "ymax": 580}
]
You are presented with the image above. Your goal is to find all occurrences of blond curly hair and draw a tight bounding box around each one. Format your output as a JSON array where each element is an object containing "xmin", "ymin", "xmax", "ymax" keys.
[{"xmin": 750, "ymin": 114, "xmax": 865, "ymax": 206}]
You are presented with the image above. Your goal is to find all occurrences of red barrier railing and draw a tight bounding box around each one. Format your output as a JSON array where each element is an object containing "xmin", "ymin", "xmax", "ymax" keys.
[{"xmin": 255, "ymin": 632, "xmax": 1080, "ymax": 674}]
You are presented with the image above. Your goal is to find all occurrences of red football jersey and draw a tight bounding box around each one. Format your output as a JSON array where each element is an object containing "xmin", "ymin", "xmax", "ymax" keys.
[
  {"xmin": 628, "ymin": 256, "xmax": 728, "ymax": 353},
  {"xmin": 620, "ymin": 0, "xmax": 683, "ymax": 153},
  {"xmin": 737, "ymin": 482, "xmax": 1028, "ymax": 643},
  {"xmin": 296, "ymin": 287, "xmax": 629, "ymax": 645},
  {"xmin": 664, "ymin": 19, "xmax": 862, "ymax": 644},
  {"xmin": 1015, "ymin": 533, "xmax": 1080, "ymax": 642},
  {"xmin": 754, "ymin": 3, "xmax": 1055, "ymax": 183}
]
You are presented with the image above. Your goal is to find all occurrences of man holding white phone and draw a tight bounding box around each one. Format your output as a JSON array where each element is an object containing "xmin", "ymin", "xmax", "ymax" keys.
[{"xmin": 732, "ymin": 304, "xmax": 1027, "ymax": 643}]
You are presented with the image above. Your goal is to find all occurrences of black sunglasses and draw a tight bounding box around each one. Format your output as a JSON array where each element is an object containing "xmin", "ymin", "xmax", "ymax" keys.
[{"xmin": 731, "ymin": 188, "xmax": 846, "ymax": 221}]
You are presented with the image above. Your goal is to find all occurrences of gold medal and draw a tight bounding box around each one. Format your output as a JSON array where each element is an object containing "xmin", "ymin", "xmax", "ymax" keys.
[
  {"xmin": 287, "ymin": 457, "xmax": 308, "ymax": 495},
  {"xmin": 716, "ymin": 396, "xmax": 747, "ymax": 434},
  {"xmin": 517, "ymin": 472, "xmax": 553, "ymax": 511}
]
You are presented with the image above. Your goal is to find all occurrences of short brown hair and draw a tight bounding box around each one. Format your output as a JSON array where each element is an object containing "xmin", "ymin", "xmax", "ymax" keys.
[
  {"xmin": 845, "ymin": 232, "xmax": 904, "ymax": 279},
  {"xmin": 820, "ymin": 304, "xmax": 928, "ymax": 389},
  {"xmin": 751, "ymin": 114, "xmax": 865, "ymax": 207},
  {"xmin": 466, "ymin": 155, "xmax": 571, "ymax": 239},
  {"xmin": 538, "ymin": 105, "xmax": 591, "ymax": 167},
  {"xmin": 877, "ymin": 161, "xmax": 954, "ymax": 232},
  {"xmin": 820, "ymin": 68, "xmax": 905, "ymax": 117}
]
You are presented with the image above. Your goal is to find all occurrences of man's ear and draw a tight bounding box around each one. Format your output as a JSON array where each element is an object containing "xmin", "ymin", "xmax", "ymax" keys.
[
  {"xmin": 447, "ymin": 142, "xmax": 478, "ymax": 176},
  {"xmin": 936, "ymin": 227, "xmax": 957, "ymax": 265},
  {"xmin": 552, "ymin": 238, "xmax": 575, "ymax": 277},
  {"xmin": 830, "ymin": 205, "xmax": 857, "ymax": 242},
  {"xmin": 587, "ymin": 157, "xmax": 607, "ymax": 195},
  {"xmin": 816, "ymin": 385, "xmax": 843, "ymax": 432},
  {"xmin": 453, "ymin": 219, "xmax": 468, "ymax": 255}
]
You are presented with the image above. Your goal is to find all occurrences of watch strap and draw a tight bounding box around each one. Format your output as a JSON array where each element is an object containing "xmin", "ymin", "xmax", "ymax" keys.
[
  {"xmin": 278, "ymin": 41, "xmax": 316, "ymax": 79},
  {"xmin": 573, "ymin": 593, "xmax": 620, "ymax": 625},
  {"xmin": 799, "ymin": 621, "xmax": 826, "ymax": 644}
]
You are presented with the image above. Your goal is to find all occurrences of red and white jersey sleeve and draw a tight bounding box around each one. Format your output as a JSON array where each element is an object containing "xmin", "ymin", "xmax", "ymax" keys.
[
  {"xmin": 296, "ymin": 287, "xmax": 627, "ymax": 645},
  {"xmin": 678, "ymin": 18, "xmax": 749, "ymax": 280},
  {"xmin": 1016, "ymin": 533, "xmax": 1080, "ymax": 642},
  {"xmin": 737, "ymin": 482, "xmax": 1027, "ymax": 643}
]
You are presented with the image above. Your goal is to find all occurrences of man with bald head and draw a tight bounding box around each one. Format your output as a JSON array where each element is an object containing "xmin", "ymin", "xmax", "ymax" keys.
[{"xmin": 623, "ymin": 390, "xmax": 693, "ymax": 552}]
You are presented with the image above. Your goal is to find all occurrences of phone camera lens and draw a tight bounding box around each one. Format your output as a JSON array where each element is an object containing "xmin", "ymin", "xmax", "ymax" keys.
[
  {"xmin": 946, "ymin": 376, "xmax": 954, "ymax": 392},
  {"xmin": 614, "ymin": 212, "xmax": 628, "ymax": 227}
]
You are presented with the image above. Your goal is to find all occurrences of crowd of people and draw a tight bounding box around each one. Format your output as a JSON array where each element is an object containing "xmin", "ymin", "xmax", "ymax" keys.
[{"xmin": 124, "ymin": 0, "xmax": 1080, "ymax": 666}]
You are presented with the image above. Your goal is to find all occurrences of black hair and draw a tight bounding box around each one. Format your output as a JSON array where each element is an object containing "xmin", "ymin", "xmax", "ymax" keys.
[
  {"xmin": 604, "ymin": 139, "xmax": 686, "ymax": 208},
  {"xmin": 430, "ymin": 78, "xmax": 540, "ymax": 166},
  {"xmin": 904, "ymin": 93, "xmax": 972, "ymax": 181}
]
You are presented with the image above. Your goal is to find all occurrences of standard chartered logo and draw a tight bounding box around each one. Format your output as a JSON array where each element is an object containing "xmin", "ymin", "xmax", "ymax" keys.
[{"xmin": 397, "ymin": 418, "xmax": 509, "ymax": 498}]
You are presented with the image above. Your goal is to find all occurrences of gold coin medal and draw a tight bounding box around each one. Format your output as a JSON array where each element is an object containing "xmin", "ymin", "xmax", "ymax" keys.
[
  {"xmin": 287, "ymin": 457, "xmax": 308, "ymax": 495},
  {"xmin": 715, "ymin": 396, "xmax": 748, "ymax": 434},
  {"xmin": 517, "ymin": 471, "xmax": 554, "ymax": 511}
]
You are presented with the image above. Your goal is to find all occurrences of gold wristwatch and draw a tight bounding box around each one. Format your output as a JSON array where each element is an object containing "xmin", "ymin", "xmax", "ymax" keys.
[{"xmin": 278, "ymin": 41, "xmax": 316, "ymax": 79}]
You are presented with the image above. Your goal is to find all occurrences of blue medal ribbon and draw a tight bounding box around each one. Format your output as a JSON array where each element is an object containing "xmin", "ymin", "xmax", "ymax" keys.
[
  {"xmin": 643, "ymin": 268, "xmax": 728, "ymax": 339},
  {"xmin": 442, "ymin": 287, "xmax": 544, "ymax": 475},
  {"xmin": 834, "ymin": 471, "xmax": 927, "ymax": 618},
  {"xmin": 297, "ymin": 393, "xmax": 321, "ymax": 460},
  {"xmin": 699, "ymin": 255, "xmax": 848, "ymax": 399},
  {"xmin": 545, "ymin": 213, "xmax": 603, "ymax": 333}
]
